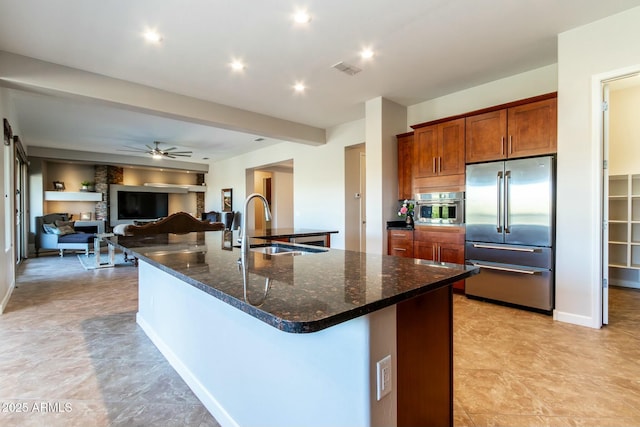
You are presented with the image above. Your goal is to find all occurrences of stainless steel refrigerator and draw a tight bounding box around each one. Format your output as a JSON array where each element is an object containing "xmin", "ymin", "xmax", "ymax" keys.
[{"xmin": 465, "ymin": 155, "xmax": 555, "ymax": 312}]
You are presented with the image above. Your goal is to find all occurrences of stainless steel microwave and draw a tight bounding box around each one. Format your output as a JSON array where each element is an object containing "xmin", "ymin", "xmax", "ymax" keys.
[{"xmin": 415, "ymin": 192, "xmax": 464, "ymax": 225}]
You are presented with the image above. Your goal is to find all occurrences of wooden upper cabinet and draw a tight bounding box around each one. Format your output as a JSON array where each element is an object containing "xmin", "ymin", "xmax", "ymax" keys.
[
  {"xmin": 414, "ymin": 118, "xmax": 465, "ymax": 179},
  {"xmin": 507, "ymin": 97, "xmax": 557, "ymax": 159},
  {"xmin": 465, "ymin": 109, "xmax": 507, "ymax": 163},
  {"xmin": 465, "ymin": 97, "xmax": 557, "ymax": 163},
  {"xmin": 397, "ymin": 133, "xmax": 414, "ymax": 200},
  {"xmin": 438, "ymin": 118, "xmax": 466, "ymax": 175}
]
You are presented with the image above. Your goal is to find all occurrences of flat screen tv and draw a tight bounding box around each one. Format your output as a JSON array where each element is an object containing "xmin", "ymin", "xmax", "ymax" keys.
[{"xmin": 117, "ymin": 191, "xmax": 169, "ymax": 220}]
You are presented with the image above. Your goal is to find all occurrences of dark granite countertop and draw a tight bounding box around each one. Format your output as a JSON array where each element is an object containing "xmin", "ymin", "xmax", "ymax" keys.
[
  {"xmin": 250, "ymin": 227, "xmax": 339, "ymax": 239},
  {"xmin": 387, "ymin": 220, "xmax": 414, "ymax": 230},
  {"xmin": 109, "ymin": 231, "xmax": 478, "ymax": 333}
]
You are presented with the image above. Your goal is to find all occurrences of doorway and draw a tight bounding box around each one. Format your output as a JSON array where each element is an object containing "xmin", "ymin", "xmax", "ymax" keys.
[
  {"xmin": 247, "ymin": 160, "xmax": 294, "ymax": 229},
  {"xmin": 601, "ymin": 72, "xmax": 640, "ymax": 325},
  {"xmin": 345, "ymin": 144, "xmax": 366, "ymax": 252}
]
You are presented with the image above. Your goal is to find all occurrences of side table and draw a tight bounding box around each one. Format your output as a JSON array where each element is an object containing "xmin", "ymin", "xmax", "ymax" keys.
[{"xmin": 93, "ymin": 233, "xmax": 115, "ymax": 269}]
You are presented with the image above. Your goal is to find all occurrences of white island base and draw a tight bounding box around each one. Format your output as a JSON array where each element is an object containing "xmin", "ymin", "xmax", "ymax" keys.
[{"xmin": 136, "ymin": 261, "xmax": 398, "ymax": 427}]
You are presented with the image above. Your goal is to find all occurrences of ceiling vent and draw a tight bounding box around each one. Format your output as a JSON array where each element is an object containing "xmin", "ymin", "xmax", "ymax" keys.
[{"xmin": 332, "ymin": 61, "xmax": 362, "ymax": 76}]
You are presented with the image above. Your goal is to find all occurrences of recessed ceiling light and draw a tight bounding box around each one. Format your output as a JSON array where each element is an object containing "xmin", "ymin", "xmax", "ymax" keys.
[
  {"xmin": 360, "ymin": 48, "xmax": 375, "ymax": 60},
  {"xmin": 293, "ymin": 10, "xmax": 311, "ymax": 24},
  {"xmin": 143, "ymin": 29, "xmax": 163, "ymax": 43},
  {"xmin": 230, "ymin": 60, "xmax": 245, "ymax": 72},
  {"xmin": 293, "ymin": 82, "xmax": 306, "ymax": 93}
]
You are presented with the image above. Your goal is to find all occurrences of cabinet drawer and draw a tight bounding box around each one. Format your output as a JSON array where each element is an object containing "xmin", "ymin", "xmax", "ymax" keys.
[{"xmin": 388, "ymin": 230, "xmax": 414, "ymax": 257}]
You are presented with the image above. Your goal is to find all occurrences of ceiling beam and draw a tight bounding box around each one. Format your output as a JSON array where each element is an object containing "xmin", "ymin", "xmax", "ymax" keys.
[
  {"xmin": 28, "ymin": 146, "xmax": 209, "ymax": 173},
  {"xmin": 0, "ymin": 50, "xmax": 326, "ymax": 146}
]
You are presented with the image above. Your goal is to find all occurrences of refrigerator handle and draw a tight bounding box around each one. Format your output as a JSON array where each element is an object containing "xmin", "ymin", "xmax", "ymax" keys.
[
  {"xmin": 504, "ymin": 170, "xmax": 511, "ymax": 233},
  {"xmin": 496, "ymin": 171, "xmax": 503, "ymax": 233}
]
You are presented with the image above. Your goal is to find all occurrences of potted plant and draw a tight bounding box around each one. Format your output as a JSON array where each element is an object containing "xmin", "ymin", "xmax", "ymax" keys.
[{"xmin": 80, "ymin": 180, "xmax": 95, "ymax": 192}]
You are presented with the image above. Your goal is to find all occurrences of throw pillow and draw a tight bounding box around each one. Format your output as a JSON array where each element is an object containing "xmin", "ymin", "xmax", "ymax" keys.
[
  {"xmin": 55, "ymin": 225, "xmax": 76, "ymax": 236},
  {"xmin": 42, "ymin": 223, "xmax": 57, "ymax": 234},
  {"xmin": 54, "ymin": 220, "xmax": 76, "ymax": 235}
]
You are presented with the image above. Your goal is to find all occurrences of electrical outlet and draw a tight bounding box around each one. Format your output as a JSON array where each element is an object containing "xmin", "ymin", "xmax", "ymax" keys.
[{"xmin": 376, "ymin": 355, "xmax": 392, "ymax": 401}]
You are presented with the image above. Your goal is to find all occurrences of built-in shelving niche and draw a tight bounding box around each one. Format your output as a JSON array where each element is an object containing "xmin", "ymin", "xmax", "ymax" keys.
[{"xmin": 608, "ymin": 174, "xmax": 640, "ymax": 288}]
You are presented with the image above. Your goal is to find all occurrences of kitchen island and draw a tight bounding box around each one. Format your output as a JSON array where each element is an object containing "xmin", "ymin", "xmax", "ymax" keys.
[{"xmin": 109, "ymin": 231, "xmax": 478, "ymax": 427}]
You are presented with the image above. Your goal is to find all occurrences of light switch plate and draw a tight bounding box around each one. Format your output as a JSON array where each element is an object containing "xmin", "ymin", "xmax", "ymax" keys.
[{"xmin": 376, "ymin": 355, "xmax": 392, "ymax": 400}]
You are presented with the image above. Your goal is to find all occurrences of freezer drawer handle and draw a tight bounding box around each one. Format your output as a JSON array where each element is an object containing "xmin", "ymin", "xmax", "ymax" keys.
[
  {"xmin": 472, "ymin": 262, "xmax": 539, "ymax": 275},
  {"xmin": 472, "ymin": 243, "xmax": 540, "ymax": 253}
]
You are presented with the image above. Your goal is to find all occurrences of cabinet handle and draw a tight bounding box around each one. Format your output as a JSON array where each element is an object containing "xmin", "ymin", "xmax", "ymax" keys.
[
  {"xmin": 392, "ymin": 233, "xmax": 406, "ymax": 237},
  {"xmin": 393, "ymin": 248, "xmax": 407, "ymax": 252},
  {"xmin": 438, "ymin": 245, "xmax": 442, "ymax": 261},
  {"xmin": 501, "ymin": 136, "xmax": 505, "ymax": 155},
  {"xmin": 432, "ymin": 157, "xmax": 437, "ymax": 174},
  {"xmin": 508, "ymin": 135, "xmax": 513, "ymax": 154},
  {"xmin": 438, "ymin": 156, "xmax": 442, "ymax": 173},
  {"xmin": 432, "ymin": 244, "xmax": 437, "ymax": 262}
]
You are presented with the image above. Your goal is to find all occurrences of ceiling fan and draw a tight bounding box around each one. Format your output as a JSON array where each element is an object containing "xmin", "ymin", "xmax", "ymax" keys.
[{"xmin": 118, "ymin": 141, "xmax": 193, "ymax": 159}]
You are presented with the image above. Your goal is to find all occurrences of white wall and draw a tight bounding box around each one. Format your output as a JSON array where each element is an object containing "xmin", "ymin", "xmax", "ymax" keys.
[
  {"xmin": 407, "ymin": 64, "xmax": 558, "ymax": 126},
  {"xmin": 365, "ymin": 97, "xmax": 407, "ymax": 254},
  {"xmin": 0, "ymin": 87, "xmax": 16, "ymax": 313},
  {"xmin": 272, "ymin": 169, "xmax": 293, "ymax": 228},
  {"xmin": 207, "ymin": 119, "xmax": 365, "ymax": 250},
  {"xmin": 556, "ymin": 6, "xmax": 640, "ymax": 328},
  {"xmin": 609, "ymin": 85, "xmax": 640, "ymax": 175}
]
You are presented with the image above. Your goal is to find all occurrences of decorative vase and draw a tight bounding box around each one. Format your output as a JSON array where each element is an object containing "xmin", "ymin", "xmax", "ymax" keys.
[{"xmin": 405, "ymin": 213, "xmax": 414, "ymax": 227}]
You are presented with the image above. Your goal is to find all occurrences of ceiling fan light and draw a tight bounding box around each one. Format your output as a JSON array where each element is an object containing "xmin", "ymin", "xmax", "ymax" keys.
[{"xmin": 152, "ymin": 153, "xmax": 163, "ymax": 159}]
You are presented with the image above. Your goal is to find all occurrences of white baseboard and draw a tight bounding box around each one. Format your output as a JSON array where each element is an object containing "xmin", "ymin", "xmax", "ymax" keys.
[
  {"xmin": 0, "ymin": 281, "xmax": 15, "ymax": 314},
  {"xmin": 553, "ymin": 309, "xmax": 600, "ymax": 328},
  {"xmin": 136, "ymin": 313, "xmax": 239, "ymax": 427},
  {"xmin": 609, "ymin": 279, "xmax": 640, "ymax": 289}
]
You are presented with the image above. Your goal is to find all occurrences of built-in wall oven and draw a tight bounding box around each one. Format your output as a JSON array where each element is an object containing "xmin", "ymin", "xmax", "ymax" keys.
[{"xmin": 414, "ymin": 192, "xmax": 464, "ymax": 225}]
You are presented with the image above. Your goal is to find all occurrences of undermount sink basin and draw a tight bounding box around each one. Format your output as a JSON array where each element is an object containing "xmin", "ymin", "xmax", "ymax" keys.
[{"xmin": 249, "ymin": 243, "xmax": 328, "ymax": 256}]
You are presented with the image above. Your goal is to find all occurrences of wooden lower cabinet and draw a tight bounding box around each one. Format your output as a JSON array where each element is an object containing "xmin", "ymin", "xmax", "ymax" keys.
[
  {"xmin": 387, "ymin": 229, "xmax": 414, "ymax": 258},
  {"xmin": 414, "ymin": 227, "xmax": 465, "ymax": 292},
  {"xmin": 397, "ymin": 284, "xmax": 452, "ymax": 426}
]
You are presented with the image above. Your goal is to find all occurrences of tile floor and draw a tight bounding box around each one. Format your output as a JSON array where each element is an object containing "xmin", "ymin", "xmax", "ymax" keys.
[{"xmin": 1, "ymin": 253, "xmax": 640, "ymax": 426}]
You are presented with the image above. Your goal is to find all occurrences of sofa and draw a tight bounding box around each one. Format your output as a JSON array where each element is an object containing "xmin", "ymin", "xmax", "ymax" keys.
[
  {"xmin": 201, "ymin": 211, "xmax": 239, "ymax": 230},
  {"xmin": 35, "ymin": 213, "xmax": 105, "ymax": 257}
]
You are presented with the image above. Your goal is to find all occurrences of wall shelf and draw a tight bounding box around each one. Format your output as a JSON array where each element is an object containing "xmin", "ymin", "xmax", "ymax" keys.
[{"xmin": 45, "ymin": 191, "xmax": 102, "ymax": 202}]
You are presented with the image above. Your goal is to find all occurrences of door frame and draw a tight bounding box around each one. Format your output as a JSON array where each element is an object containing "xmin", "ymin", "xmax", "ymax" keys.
[{"xmin": 596, "ymin": 66, "xmax": 640, "ymax": 326}]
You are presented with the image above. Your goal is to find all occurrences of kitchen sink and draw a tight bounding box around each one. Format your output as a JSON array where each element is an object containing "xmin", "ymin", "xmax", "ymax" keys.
[{"xmin": 249, "ymin": 243, "xmax": 328, "ymax": 256}]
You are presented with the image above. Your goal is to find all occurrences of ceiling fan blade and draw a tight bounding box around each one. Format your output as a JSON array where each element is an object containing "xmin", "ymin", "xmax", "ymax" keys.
[
  {"xmin": 163, "ymin": 147, "xmax": 178, "ymax": 151},
  {"xmin": 118, "ymin": 147, "xmax": 148, "ymax": 152},
  {"xmin": 170, "ymin": 153, "xmax": 192, "ymax": 157}
]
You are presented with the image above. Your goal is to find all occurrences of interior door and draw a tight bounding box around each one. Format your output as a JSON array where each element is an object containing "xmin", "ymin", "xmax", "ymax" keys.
[
  {"xmin": 602, "ymin": 82, "xmax": 610, "ymax": 325},
  {"xmin": 359, "ymin": 151, "xmax": 366, "ymax": 253}
]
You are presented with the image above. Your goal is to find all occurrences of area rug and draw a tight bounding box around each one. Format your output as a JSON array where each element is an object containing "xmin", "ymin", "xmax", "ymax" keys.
[{"xmin": 77, "ymin": 252, "xmax": 134, "ymax": 270}]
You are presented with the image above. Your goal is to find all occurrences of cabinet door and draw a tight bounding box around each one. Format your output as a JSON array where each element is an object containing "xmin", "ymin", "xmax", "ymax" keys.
[
  {"xmin": 413, "ymin": 240, "xmax": 436, "ymax": 261},
  {"xmin": 507, "ymin": 98, "xmax": 557, "ymax": 158},
  {"xmin": 465, "ymin": 109, "xmax": 507, "ymax": 163},
  {"xmin": 397, "ymin": 134, "xmax": 414, "ymax": 200},
  {"xmin": 438, "ymin": 242, "xmax": 465, "ymax": 265},
  {"xmin": 413, "ymin": 125, "xmax": 438, "ymax": 179},
  {"xmin": 438, "ymin": 118, "xmax": 465, "ymax": 176}
]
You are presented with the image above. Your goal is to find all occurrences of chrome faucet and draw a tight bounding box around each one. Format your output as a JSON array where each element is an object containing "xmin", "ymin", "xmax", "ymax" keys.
[
  {"xmin": 237, "ymin": 193, "xmax": 272, "ymax": 306},
  {"xmin": 239, "ymin": 193, "xmax": 272, "ymax": 257}
]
